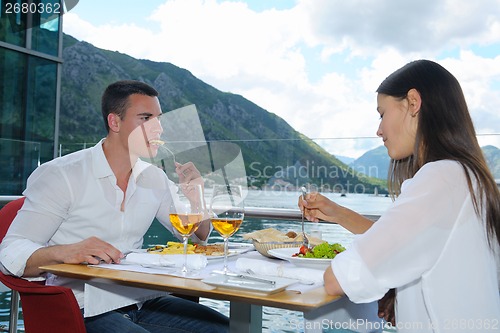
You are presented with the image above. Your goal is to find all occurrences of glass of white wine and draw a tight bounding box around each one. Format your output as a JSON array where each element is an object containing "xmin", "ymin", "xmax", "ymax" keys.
[
  {"xmin": 209, "ymin": 185, "xmax": 245, "ymax": 274},
  {"xmin": 169, "ymin": 183, "xmax": 205, "ymax": 276}
]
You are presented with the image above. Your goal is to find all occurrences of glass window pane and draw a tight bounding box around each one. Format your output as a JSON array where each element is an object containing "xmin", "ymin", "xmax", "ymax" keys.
[
  {"xmin": 0, "ymin": 139, "xmax": 41, "ymax": 195},
  {"xmin": 0, "ymin": 47, "xmax": 26, "ymax": 140},
  {"xmin": 0, "ymin": 0, "xmax": 27, "ymax": 46},
  {"xmin": 31, "ymin": 0, "xmax": 61, "ymax": 56},
  {"xmin": 0, "ymin": 49, "xmax": 57, "ymax": 194},
  {"xmin": 26, "ymin": 55, "xmax": 57, "ymax": 162},
  {"xmin": 0, "ymin": 47, "xmax": 29, "ymax": 194}
]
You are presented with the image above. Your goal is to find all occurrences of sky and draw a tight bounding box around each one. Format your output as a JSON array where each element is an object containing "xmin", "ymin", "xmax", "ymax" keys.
[{"xmin": 63, "ymin": 0, "xmax": 500, "ymax": 158}]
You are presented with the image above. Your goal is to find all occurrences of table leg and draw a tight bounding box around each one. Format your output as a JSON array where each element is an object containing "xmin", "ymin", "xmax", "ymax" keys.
[
  {"xmin": 229, "ymin": 302, "xmax": 262, "ymax": 333},
  {"xmin": 303, "ymin": 298, "xmax": 339, "ymax": 333},
  {"xmin": 303, "ymin": 297, "xmax": 381, "ymax": 333}
]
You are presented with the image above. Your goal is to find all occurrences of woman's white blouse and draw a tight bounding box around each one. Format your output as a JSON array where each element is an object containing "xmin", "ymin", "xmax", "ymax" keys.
[{"xmin": 332, "ymin": 160, "xmax": 500, "ymax": 332}]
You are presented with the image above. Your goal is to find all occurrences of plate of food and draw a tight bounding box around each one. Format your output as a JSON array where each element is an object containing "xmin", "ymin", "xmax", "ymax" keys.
[
  {"xmin": 242, "ymin": 228, "xmax": 323, "ymax": 258},
  {"xmin": 146, "ymin": 242, "xmax": 254, "ymax": 259},
  {"xmin": 196, "ymin": 243, "xmax": 254, "ymax": 259},
  {"xmin": 268, "ymin": 242, "xmax": 346, "ymax": 270}
]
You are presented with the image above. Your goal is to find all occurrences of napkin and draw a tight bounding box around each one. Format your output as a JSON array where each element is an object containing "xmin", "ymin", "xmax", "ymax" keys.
[
  {"xmin": 123, "ymin": 253, "xmax": 207, "ymax": 270},
  {"xmin": 235, "ymin": 258, "xmax": 324, "ymax": 285}
]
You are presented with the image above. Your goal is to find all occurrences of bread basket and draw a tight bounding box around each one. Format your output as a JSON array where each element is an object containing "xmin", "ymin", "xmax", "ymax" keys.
[{"xmin": 252, "ymin": 240, "xmax": 302, "ymax": 258}]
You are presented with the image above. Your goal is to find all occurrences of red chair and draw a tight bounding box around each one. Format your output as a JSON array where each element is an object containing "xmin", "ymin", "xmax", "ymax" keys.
[{"xmin": 0, "ymin": 198, "xmax": 86, "ymax": 333}]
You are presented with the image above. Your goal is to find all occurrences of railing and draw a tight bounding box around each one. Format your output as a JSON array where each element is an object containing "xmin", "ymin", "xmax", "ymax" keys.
[
  {"xmin": 1, "ymin": 196, "xmax": 380, "ymax": 221},
  {"xmin": 245, "ymin": 206, "xmax": 379, "ymax": 222},
  {"xmin": 0, "ymin": 196, "xmax": 22, "ymax": 206}
]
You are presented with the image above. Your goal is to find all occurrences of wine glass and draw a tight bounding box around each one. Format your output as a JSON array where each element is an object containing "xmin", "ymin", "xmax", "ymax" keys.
[
  {"xmin": 209, "ymin": 185, "xmax": 245, "ymax": 274},
  {"xmin": 169, "ymin": 183, "xmax": 205, "ymax": 276}
]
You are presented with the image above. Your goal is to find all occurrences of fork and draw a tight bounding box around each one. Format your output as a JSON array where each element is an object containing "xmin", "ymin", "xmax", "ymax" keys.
[
  {"xmin": 159, "ymin": 144, "xmax": 177, "ymax": 165},
  {"xmin": 300, "ymin": 186, "xmax": 310, "ymax": 249},
  {"xmin": 159, "ymin": 144, "xmax": 190, "ymax": 176}
]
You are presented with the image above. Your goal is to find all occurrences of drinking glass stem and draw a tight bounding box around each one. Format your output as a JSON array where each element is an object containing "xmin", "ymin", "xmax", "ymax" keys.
[
  {"xmin": 223, "ymin": 237, "xmax": 229, "ymax": 273},
  {"xmin": 182, "ymin": 236, "xmax": 188, "ymax": 274}
]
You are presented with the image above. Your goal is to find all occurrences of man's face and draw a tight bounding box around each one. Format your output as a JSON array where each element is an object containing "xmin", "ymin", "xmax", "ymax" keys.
[{"xmin": 120, "ymin": 94, "xmax": 163, "ymax": 159}]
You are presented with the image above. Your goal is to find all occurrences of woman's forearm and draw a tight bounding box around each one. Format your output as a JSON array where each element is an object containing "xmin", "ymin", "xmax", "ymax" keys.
[
  {"xmin": 335, "ymin": 205, "xmax": 374, "ymax": 234},
  {"xmin": 302, "ymin": 192, "xmax": 375, "ymax": 234},
  {"xmin": 324, "ymin": 266, "xmax": 345, "ymax": 296}
]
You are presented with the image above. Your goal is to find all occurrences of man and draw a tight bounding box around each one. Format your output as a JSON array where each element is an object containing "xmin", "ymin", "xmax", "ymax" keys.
[{"xmin": 0, "ymin": 80, "xmax": 229, "ymax": 333}]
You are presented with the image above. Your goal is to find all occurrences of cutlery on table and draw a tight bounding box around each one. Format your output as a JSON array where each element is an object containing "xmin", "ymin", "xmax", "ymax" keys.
[
  {"xmin": 245, "ymin": 268, "xmax": 315, "ymax": 286},
  {"xmin": 212, "ymin": 270, "xmax": 276, "ymax": 285}
]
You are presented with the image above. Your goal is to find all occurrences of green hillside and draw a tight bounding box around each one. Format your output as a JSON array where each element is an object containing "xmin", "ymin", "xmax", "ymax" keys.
[{"xmin": 60, "ymin": 34, "xmax": 385, "ymax": 192}]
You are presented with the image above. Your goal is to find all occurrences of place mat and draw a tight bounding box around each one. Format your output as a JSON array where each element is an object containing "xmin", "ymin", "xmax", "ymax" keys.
[
  {"xmin": 91, "ymin": 251, "xmax": 325, "ymax": 292},
  {"xmin": 123, "ymin": 253, "xmax": 207, "ymax": 269}
]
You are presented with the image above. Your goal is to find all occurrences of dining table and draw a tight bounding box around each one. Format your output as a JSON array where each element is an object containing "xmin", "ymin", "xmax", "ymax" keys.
[{"xmin": 40, "ymin": 248, "xmax": 346, "ymax": 333}]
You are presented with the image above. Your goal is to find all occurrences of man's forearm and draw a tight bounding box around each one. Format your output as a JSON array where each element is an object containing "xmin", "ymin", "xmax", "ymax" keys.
[
  {"xmin": 194, "ymin": 218, "xmax": 211, "ymax": 241},
  {"xmin": 24, "ymin": 245, "xmax": 64, "ymax": 277}
]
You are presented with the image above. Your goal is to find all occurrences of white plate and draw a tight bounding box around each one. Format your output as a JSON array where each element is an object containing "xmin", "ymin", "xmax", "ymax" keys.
[
  {"xmin": 204, "ymin": 242, "xmax": 254, "ymax": 260},
  {"xmin": 267, "ymin": 247, "xmax": 333, "ymax": 270},
  {"xmin": 139, "ymin": 243, "xmax": 254, "ymax": 260},
  {"xmin": 205, "ymin": 246, "xmax": 253, "ymax": 260},
  {"xmin": 202, "ymin": 274, "xmax": 295, "ymax": 294},
  {"xmin": 225, "ymin": 242, "xmax": 255, "ymax": 250}
]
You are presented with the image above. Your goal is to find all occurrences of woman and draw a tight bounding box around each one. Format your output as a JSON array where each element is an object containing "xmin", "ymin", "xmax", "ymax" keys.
[{"xmin": 301, "ymin": 60, "xmax": 500, "ymax": 332}]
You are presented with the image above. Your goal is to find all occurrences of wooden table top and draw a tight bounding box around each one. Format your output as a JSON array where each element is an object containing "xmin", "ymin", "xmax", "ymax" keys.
[{"xmin": 40, "ymin": 263, "xmax": 341, "ymax": 313}]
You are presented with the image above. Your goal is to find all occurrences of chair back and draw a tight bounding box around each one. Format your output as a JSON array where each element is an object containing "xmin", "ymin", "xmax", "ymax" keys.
[{"xmin": 0, "ymin": 198, "xmax": 86, "ymax": 333}]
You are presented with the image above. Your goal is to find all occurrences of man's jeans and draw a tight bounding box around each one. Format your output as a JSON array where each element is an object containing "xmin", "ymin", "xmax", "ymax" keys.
[{"xmin": 83, "ymin": 295, "xmax": 229, "ymax": 333}]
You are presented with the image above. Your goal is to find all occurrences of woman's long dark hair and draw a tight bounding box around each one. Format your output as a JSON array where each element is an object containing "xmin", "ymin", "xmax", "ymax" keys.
[{"xmin": 377, "ymin": 59, "xmax": 500, "ymax": 247}]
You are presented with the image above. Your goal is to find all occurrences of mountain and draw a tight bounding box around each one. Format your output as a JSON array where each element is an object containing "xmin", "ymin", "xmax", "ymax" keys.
[
  {"xmin": 351, "ymin": 145, "xmax": 500, "ymax": 180},
  {"xmin": 335, "ymin": 155, "xmax": 356, "ymax": 165},
  {"xmin": 60, "ymin": 34, "xmax": 385, "ymax": 192},
  {"xmin": 350, "ymin": 146, "xmax": 390, "ymax": 180},
  {"xmin": 482, "ymin": 145, "xmax": 500, "ymax": 179}
]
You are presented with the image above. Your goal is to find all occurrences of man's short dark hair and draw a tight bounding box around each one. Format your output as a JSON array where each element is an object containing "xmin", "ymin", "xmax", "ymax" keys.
[{"xmin": 101, "ymin": 80, "xmax": 159, "ymax": 132}]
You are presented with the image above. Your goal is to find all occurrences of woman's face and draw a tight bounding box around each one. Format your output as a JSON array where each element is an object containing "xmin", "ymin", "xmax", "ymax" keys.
[{"xmin": 376, "ymin": 93, "xmax": 418, "ymax": 160}]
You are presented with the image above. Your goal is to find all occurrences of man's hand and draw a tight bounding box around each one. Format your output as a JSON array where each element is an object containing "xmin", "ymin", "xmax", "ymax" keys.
[
  {"xmin": 174, "ymin": 161, "xmax": 210, "ymax": 240},
  {"xmin": 175, "ymin": 162, "xmax": 202, "ymax": 186},
  {"xmin": 175, "ymin": 161, "xmax": 207, "ymax": 211},
  {"xmin": 61, "ymin": 236, "xmax": 124, "ymax": 265},
  {"xmin": 175, "ymin": 161, "xmax": 204, "ymax": 205},
  {"xmin": 24, "ymin": 236, "xmax": 123, "ymax": 277}
]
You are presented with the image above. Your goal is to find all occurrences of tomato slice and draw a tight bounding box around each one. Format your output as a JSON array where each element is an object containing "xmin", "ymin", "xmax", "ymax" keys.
[{"xmin": 299, "ymin": 245, "xmax": 309, "ymax": 255}]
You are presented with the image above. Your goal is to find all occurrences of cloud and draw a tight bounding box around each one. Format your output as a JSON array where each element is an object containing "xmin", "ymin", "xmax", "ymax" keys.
[
  {"xmin": 64, "ymin": 0, "xmax": 500, "ymax": 157},
  {"xmin": 300, "ymin": 0, "xmax": 500, "ymax": 53}
]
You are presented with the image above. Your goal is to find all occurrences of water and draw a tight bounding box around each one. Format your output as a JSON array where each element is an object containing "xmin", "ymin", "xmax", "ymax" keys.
[
  {"xmin": 0, "ymin": 190, "xmax": 392, "ymax": 332},
  {"xmin": 244, "ymin": 190, "xmax": 392, "ymax": 216}
]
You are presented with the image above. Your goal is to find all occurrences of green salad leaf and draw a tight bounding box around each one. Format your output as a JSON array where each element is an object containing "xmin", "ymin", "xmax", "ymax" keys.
[{"xmin": 303, "ymin": 242, "xmax": 346, "ymax": 259}]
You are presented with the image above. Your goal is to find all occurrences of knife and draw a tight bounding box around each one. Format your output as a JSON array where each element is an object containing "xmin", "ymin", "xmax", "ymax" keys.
[{"xmin": 212, "ymin": 270, "xmax": 276, "ymax": 285}]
